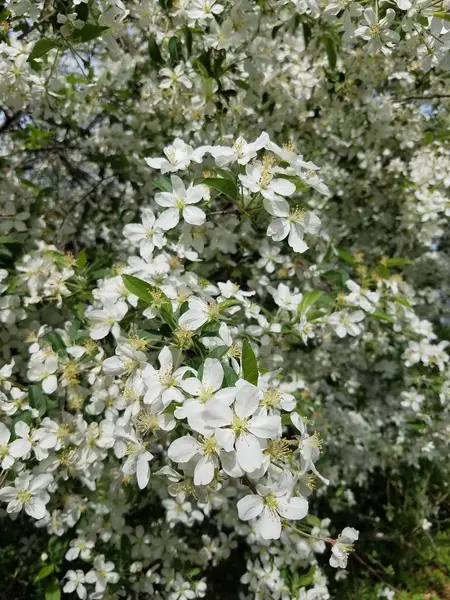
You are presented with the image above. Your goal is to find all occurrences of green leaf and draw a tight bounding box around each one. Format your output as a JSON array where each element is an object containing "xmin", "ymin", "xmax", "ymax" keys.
[
  {"xmin": 77, "ymin": 249, "xmax": 87, "ymax": 267},
  {"xmin": 35, "ymin": 565, "xmax": 54, "ymax": 583},
  {"xmin": 218, "ymin": 298, "xmax": 241, "ymax": 311},
  {"xmin": 336, "ymin": 248, "xmax": 358, "ymax": 267},
  {"xmin": 184, "ymin": 26, "xmax": 193, "ymax": 55},
  {"xmin": 11, "ymin": 410, "xmax": 32, "ymax": 430},
  {"xmin": 208, "ymin": 345, "xmax": 229, "ymax": 359},
  {"xmin": 29, "ymin": 385, "xmax": 48, "ymax": 416},
  {"xmin": 242, "ymin": 339, "xmax": 258, "ymax": 385},
  {"xmin": 0, "ymin": 235, "xmax": 21, "ymax": 244},
  {"xmin": 395, "ymin": 296, "xmax": 411, "ymax": 309},
  {"xmin": 371, "ymin": 310, "xmax": 395, "ymax": 324},
  {"xmin": 168, "ymin": 36, "xmax": 183, "ymax": 65},
  {"xmin": 45, "ymin": 332, "xmax": 67, "ymax": 356},
  {"xmin": 298, "ymin": 290, "xmax": 324, "ymax": 313},
  {"xmin": 432, "ymin": 11, "xmax": 450, "ymax": 22},
  {"xmin": 148, "ymin": 34, "xmax": 164, "ymax": 65},
  {"xmin": 122, "ymin": 275, "xmax": 173, "ymax": 316},
  {"xmin": 154, "ymin": 176, "xmax": 172, "ymax": 192},
  {"xmin": 277, "ymin": 174, "xmax": 309, "ymax": 191},
  {"xmin": 202, "ymin": 177, "xmax": 238, "ymax": 202},
  {"xmin": 223, "ymin": 365, "xmax": 238, "ymax": 387},
  {"xmin": 45, "ymin": 579, "xmax": 61, "ymax": 600},
  {"xmin": 322, "ymin": 34, "xmax": 337, "ymax": 70},
  {"xmin": 28, "ymin": 39, "xmax": 58, "ymax": 62},
  {"xmin": 72, "ymin": 24, "xmax": 109, "ymax": 43},
  {"xmin": 384, "ymin": 258, "xmax": 412, "ymax": 268}
]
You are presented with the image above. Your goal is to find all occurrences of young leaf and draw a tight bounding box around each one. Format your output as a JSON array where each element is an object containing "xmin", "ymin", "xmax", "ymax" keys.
[
  {"xmin": 298, "ymin": 290, "xmax": 324, "ymax": 313},
  {"xmin": 202, "ymin": 178, "xmax": 238, "ymax": 202},
  {"xmin": 122, "ymin": 275, "xmax": 173, "ymax": 315},
  {"xmin": 242, "ymin": 339, "xmax": 258, "ymax": 385},
  {"xmin": 371, "ymin": 310, "xmax": 395, "ymax": 323},
  {"xmin": 45, "ymin": 579, "xmax": 61, "ymax": 600}
]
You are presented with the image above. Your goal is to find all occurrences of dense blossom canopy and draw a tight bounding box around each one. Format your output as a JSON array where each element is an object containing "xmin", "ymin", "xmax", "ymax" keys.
[{"xmin": 0, "ymin": 1, "xmax": 449, "ymax": 599}]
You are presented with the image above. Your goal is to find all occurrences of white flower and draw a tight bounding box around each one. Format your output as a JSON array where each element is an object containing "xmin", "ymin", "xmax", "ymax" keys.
[
  {"xmin": 145, "ymin": 139, "xmax": 208, "ymax": 174},
  {"xmin": 203, "ymin": 383, "xmax": 280, "ymax": 474},
  {"xmin": 65, "ymin": 537, "xmax": 95, "ymax": 561},
  {"xmin": 210, "ymin": 133, "xmax": 269, "ymax": 167},
  {"xmin": 123, "ymin": 208, "xmax": 166, "ymax": 258},
  {"xmin": 142, "ymin": 346, "xmax": 191, "ymax": 409},
  {"xmin": 0, "ymin": 421, "xmax": 31, "ymax": 469},
  {"xmin": 328, "ymin": 310, "xmax": 365, "ymax": 338},
  {"xmin": 239, "ymin": 163, "xmax": 296, "ymax": 201},
  {"xmin": 329, "ymin": 527, "xmax": 359, "ymax": 568},
  {"xmin": 354, "ymin": 8, "xmax": 400, "ymax": 55},
  {"xmin": 174, "ymin": 358, "xmax": 236, "ymax": 434},
  {"xmin": 0, "ymin": 473, "xmax": 53, "ymax": 519},
  {"xmin": 270, "ymin": 283, "xmax": 303, "ymax": 312},
  {"xmin": 27, "ymin": 355, "xmax": 58, "ymax": 394},
  {"xmin": 266, "ymin": 200, "xmax": 321, "ymax": 253},
  {"xmin": 186, "ymin": 0, "xmax": 224, "ymax": 20},
  {"xmin": 86, "ymin": 555, "xmax": 119, "ymax": 592},
  {"xmin": 155, "ymin": 176, "xmax": 206, "ymax": 230},
  {"xmin": 86, "ymin": 301, "xmax": 128, "ymax": 340},
  {"xmin": 168, "ymin": 434, "xmax": 220, "ymax": 486},
  {"xmin": 178, "ymin": 296, "xmax": 220, "ymax": 331},
  {"xmin": 63, "ymin": 570, "xmax": 87, "ymax": 600},
  {"xmin": 237, "ymin": 473, "xmax": 309, "ymax": 540},
  {"xmin": 159, "ymin": 65, "xmax": 193, "ymax": 90},
  {"xmin": 114, "ymin": 426, "xmax": 154, "ymax": 489}
]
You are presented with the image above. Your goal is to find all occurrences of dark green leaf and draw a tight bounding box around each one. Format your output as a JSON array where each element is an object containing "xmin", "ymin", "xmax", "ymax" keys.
[
  {"xmin": 223, "ymin": 365, "xmax": 238, "ymax": 387},
  {"xmin": 202, "ymin": 177, "xmax": 238, "ymax": 202},
  {"xmin": 148, "ymin": 34, "xmax": 164, "ymax": 65},
  {"xmin": 184, "ymin": 26, "xmax": 193, "ymax": 55},
  {"xmin": 322, "ymin": 34, "xmax": 337, "ymax": 70},
  {"xmin": 28, "ymin": 39, "xmax": 58, "ymax": 62},
  {"xmin": 72, "ymin": 24, "xmax": 109, "ymax": 43},
  {"xmin": 29, "ymin": 385, "xmax": 48, "ymax": 416},
  {"xmin": 208, "ymin": 345, "xmax": 229, "ymax": 359},
  {"xmin": 45, "ymin": 332, "xmax": 67, "ymax": 356},
  {"xmin": 242, "ymin": 339, "xmax": 258, "ymax": 385},
  {"xmin": 168, "ymin": 36, "xmax": 183, "ymax": 65}
]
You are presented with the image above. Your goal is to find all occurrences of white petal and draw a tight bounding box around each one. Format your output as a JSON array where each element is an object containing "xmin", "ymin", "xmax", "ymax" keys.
[
  {"xmin": 215, "ymin": 427, "xmax": 235, "ymax": 452},
  {"xmin": 183, "ymin": 206, "xmax": 206, "ymax": 226},
  {"xmin": 203, "ymin": 400, "xmax": 233, "ymax": 427},
  {"xmin": 9, "ymin": 438, "xmax": 31, "ymax": 458},
  {"xmin": 235, "ymin": 385, "xmax": 259, "ymax": 418},
  {"xmin": 271, "ymin": 179, "xmax": 296, "ymax": 196},
  {"xmin": 155, "ymin": 208, "xmax": 180, "ymax": 231},
  {"xmin": 267, "ymin": 218, "xmax": 290, "ymax": 242},
  {"xmin": 202, "ymin": 358, "xmax": 223, "ymax": 390},
  {"xmin": 90, "ymin": 323, "xmax": 111, "ymax": 340},
  {"xmin": 277, "ymin": 496, "xmax": 308, "ymax": 520},
  {"xmin": 258, "ymin": 506, "xmax": 281, "ymax": 539},
  {"xmin": 178, "ymin": 309, "xmax": 208, "ymax": 331},
  {"xmin": 25, "ymin": 498, "xmax": 46, "ymax": 520},
  {"xmin": 168, "ymin": 435, "xmax": 201, "ymax": 463},
  {"xmin": 236, "ymin": 433, "xmax": 263, "ymax": 472},
  {"xmin": 136, "ymin": 454, "xmax": 150, "ymax": 489},
  {"xmin": 288, "ymin": 223, "xmax": 308, "ymax": 253},
  {"xmin": 194, "ymin": 455, "xmax": 215, "ymax": 486},
  {"xmin": 237, "ymin": 494, "xmax": 264, "ymax": 520},
  {"xmin": 248, "ymin": 415, "xmax": 281, "ymax": 439}
]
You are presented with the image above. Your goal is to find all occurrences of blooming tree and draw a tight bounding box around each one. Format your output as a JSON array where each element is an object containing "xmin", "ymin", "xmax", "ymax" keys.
[{"xmin": 0, "ymin": 0, "xmax": 449, "ymax": 599}]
